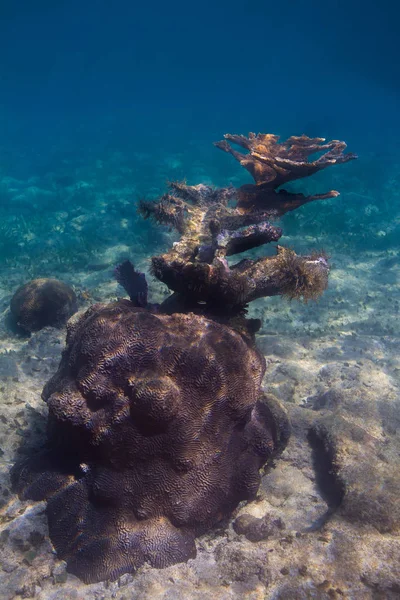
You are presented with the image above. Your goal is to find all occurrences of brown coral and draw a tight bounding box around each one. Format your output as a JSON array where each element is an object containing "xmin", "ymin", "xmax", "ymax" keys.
[
  {"xmin": 13, "ymin": 300, "xmax": 289, "ymax": 583},
  {"xmin": 140, "ymin": 133, "xmax": 356, "ymax": 309},
  {"xmin": 215, "ymin": 132, "xmax": 357, "ymax": 213},
  {"xmin": 10, "ymin": 278, "xmax": 77, "ymax": 333}
]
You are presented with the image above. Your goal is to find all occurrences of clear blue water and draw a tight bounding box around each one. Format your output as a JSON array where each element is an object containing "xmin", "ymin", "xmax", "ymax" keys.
[{"xmin": 0, "ymin": 0, "xmax": 399, "ymax": 277}]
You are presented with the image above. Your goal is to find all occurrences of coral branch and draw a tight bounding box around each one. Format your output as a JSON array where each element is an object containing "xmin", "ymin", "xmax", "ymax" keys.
[
  {"xmin": 215, "ymin": 133, "xmax": 357, "ymax": 188},
  {"xmin": 140, "ymin": 131, "xmax": 355, "ymax": 312},
  {"xmin": 216, "ymin": 222, "xmax": 282, "ymax": 256},
  {"xmin": 141, "ymin": 181, "xmax": 282, "ymax": 262},
  {"xmin": 139, "ymin": 195, "xmax": 187, "ymax": 233},
  {"xmin": 215, "ymin": 132, "xmax": 357, "ymax": 215},
  {"xmin": 236, "ymin": 185, "xmax": 340, "ymax": 217},
  {"xmin": 152, "ymin": 246, "xmax": 329, "ymax": 307}
]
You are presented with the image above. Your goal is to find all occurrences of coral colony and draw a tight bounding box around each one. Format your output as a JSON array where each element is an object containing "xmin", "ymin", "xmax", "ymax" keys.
[
  {"xmin": 10, "ymin": 278, "xmax": 77, "ymax": 333},
  {"xmin": 12, "ymin": 132, "xmax": 356, "ymax": 583}
]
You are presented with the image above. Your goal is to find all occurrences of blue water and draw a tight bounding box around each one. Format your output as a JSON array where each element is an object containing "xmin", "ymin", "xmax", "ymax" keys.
[{"xmin": 0, "ymin": 0, "xmax": 399, "ymax": 271}]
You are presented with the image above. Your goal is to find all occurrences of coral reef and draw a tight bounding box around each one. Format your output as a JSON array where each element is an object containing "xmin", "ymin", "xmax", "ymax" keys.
[
  {"xmin": 13, "ymin": 300, "xmax": 289, "ymax": 583},
  {"xmin": 10, "ymin": 278, "xmax": 77, "ymax": 332},
  {"xmin": 11, "ymin": 130, "xmax": 356, "ymax": 586},
  {"xmin": 140, "ymin": 134, "xmax": 356, "ymax": 308}
]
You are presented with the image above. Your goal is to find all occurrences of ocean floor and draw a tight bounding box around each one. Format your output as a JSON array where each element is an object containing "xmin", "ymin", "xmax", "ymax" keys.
[{"xmin": 0, "ymin": 155, "xmax": 399, "ymax": 599}]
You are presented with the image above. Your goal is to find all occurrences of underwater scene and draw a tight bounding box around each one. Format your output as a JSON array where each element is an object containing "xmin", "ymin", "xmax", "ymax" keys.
[{"xmin": 0, "ymin": 1, "xmax": 399, "ymax": 598}]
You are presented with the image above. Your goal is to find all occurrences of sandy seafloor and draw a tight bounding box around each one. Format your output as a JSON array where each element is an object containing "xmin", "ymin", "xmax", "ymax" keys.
[{"xmin": 0, "ymin": 152, "xmax": 399, "ymax": 600}]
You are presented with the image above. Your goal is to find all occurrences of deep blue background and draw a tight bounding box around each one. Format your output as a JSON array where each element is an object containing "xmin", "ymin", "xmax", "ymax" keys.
[{"xmin": 1, "ymin": 0, "xmax": 398, "ymax": 159}]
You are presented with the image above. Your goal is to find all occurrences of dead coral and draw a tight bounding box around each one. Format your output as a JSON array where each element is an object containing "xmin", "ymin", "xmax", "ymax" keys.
[
  {"xmin": 215, "ymin": 133, "xmax": 357, "ymax": 213},
  {"xmin": 141, "ymin": 133, "xmax": 356, "ymax": 308}
]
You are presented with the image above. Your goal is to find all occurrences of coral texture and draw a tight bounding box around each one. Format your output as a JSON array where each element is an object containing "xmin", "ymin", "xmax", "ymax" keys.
[
  {"xmin": 10, "ymin": 278, "xmax": 77, "ymax": 332},
  {"xmin": 11, "ymin": 130, "xmax": 356, "ymax": 586},
  {"xmin": 140, "ymin": 134, "xmax": 356, "ymax": 308},
  {"xmin": 13, "ymin": 300, "xmax": 289, "ymax": 583}
]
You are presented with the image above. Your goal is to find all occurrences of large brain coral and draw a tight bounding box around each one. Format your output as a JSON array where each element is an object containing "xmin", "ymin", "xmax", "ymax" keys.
[{"xmin": 13, "ymin": 300, "xmax": 289, "ymax": 583}]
